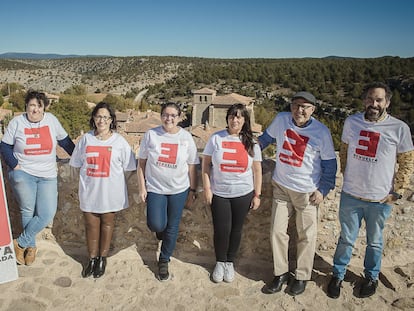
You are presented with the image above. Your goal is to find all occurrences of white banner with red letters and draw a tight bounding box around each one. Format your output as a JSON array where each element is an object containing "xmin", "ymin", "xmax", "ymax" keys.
[{"xmin": 0, "ymin": 164, "xmax": 18, "ymax": 284}]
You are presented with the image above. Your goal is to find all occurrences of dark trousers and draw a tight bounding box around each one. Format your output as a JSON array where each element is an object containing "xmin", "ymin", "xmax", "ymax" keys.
[{"xmin": 211, "ymin": 192, "xmax": 253, "ymax": 262}]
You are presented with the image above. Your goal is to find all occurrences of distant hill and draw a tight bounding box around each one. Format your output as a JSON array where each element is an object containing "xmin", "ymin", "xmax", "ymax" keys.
[{"xmin": 0, "ymin": 52, "xmax": 110, "ymax": 60}]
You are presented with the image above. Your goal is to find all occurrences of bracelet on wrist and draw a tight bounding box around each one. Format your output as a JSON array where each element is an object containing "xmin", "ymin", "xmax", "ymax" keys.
[
  {"xmin": 190, "ymin": 188, "xmax": 197, "ymax": 198},
  {"xmin": 254, "ymin": 193, "xmax": 261, "ymax": 199}
]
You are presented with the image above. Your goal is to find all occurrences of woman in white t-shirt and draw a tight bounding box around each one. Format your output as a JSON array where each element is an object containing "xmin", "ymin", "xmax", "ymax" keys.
[
  {"xmin": 202, "ymin": 104, "xmax": 262, "ymax": 283},
  {"xmin": 70, "ymin": 102, "xmax": 137, "ymax": 278},
  {"xmin": 0, "ymin": 90, "xmax": 75, "ymax": 266},
  {"xmin": 138, "ymin": 102, "xmax": 199, "ymax": 281}
]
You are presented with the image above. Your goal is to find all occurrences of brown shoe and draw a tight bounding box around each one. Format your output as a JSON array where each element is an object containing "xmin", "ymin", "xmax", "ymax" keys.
[
  {"xmin": 13, "ymin": 239, "xmax": 26, "ymax": 265},
  {"xmin": 25, "ymin": 247, "xmax": 37, "ymax": 266}
]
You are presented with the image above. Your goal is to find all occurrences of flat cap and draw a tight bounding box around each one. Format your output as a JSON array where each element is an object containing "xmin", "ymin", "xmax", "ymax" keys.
[{"xmin": 292, "ymin": 91, "xmax": 316, "ymax": 105}]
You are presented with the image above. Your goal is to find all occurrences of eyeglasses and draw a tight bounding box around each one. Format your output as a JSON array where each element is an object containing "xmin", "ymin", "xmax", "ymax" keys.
[
  {"xmin": 290, "ymin": 103, "xmax": 314, "ymax": 111},
  {"xmin": 161, "ymin": 113, "xmax": 178, "ymax": 119},
  {"xmin": 94, "ymin": 116, "xmax": 112, "ymax": 121}
]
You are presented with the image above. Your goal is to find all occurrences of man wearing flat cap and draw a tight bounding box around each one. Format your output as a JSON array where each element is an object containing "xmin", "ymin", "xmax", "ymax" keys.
[{"xmin": 259, "ymin": 91, "xmax": 337, "ymax": 296}]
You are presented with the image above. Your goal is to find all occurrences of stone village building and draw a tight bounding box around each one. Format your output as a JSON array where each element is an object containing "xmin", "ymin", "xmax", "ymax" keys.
[
  {"xmin": 189, "ymin": 88, "xmax": 262, "ymax": 150},
  {"xmin": 191, "ymin": 87, "xmax": 261, "ymax": 131}
]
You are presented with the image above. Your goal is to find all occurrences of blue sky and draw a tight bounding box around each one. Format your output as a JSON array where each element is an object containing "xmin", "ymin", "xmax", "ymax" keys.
[{"xmin": 1, "ymin": 0, "xmax": 413, "ymax": 58}]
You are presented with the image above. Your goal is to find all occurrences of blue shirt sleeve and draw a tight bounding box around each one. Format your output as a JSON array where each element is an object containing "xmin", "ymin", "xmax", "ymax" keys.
[
  {"xmin": 258, "ymin": 130, "xmax": 276, "ymax": 151},
  {"xmin": 318, "ymin": 158, "xmax": 337, "ymax": 197},
  {"xmin": 0, "ymin": 141, "xmax": 18, "ymax": 169},
  {"xmin": 57, "ymin": 135, "xmax": 75, "ymax": 156}
]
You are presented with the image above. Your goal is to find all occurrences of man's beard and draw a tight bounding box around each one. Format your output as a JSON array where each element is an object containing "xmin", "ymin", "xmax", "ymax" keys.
[{"xmin": 365, "ymin": 106, "xmax": 386, "ymax": 121}]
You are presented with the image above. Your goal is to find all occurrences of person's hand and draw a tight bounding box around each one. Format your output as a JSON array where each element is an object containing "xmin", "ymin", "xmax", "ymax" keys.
[
  {"xmin": 14, "ymin": 164, "xmax": 21, "ymax": 170},
  {"xmin": 250, "ymin": 196, "xmax": 261, "ymax": 210},
  {"xmin": 139, "ymin": 188, "xmax": 147, "ymax": 203},
  {"xmin": 380, "ymin": 194, "xmax": 399, "ymax": 204},
  {"xmin": 310, "ymin": 190, "xmax": 323, "ymax": 205},
  {"xmin": 185, "ymin": 191, "xmax": 197, "ymax": 208},
  {"xmin": 204, "ymin": 188, "xmax": 213, "ymax": 205}
]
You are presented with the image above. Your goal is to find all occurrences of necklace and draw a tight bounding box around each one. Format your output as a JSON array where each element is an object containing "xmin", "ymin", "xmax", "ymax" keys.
[{"xmin": 95, "ymin": 130, "xmax": 112, "ymax": 140}]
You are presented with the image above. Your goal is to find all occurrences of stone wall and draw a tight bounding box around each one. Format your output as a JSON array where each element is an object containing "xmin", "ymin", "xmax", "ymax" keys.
[{"xmin": 4, "ymin": 158, "xmax": 414, "ymax": 268}]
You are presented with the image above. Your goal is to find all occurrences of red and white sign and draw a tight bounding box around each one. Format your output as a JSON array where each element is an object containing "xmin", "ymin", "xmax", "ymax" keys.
[{"xmin": 0, "ymin": 165, "xmax": 18, "ymax": 284}]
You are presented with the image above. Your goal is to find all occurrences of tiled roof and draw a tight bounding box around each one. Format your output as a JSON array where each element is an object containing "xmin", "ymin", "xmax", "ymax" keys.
[
  {"xmin": 212, "ymin": 93, "xmax": 253, "ymax": 106},
  {"xmin": 125, "ymin": 114, "xmax": 161, "ymax": 133},
  {"xmin": 192, "ymin": 88, "xmax": 216, "ymax": 95},
  {"xmin": 190, "ymin": 125, "xmax": 225, "ymax": 144}
]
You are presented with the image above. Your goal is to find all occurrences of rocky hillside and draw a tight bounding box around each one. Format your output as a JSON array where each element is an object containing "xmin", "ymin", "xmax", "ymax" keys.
[{"xmin": 0, "ymin": 57, "xmax": 179, "ymax": 94}]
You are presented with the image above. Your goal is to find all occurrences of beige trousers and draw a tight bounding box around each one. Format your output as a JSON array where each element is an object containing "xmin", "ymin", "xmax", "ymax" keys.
[{"xmin": 270, "ymin": 180, "xmax": 318, "ymax": 280}]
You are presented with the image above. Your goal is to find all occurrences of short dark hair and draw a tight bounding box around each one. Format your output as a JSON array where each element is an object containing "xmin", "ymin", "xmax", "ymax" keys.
[
  {"xmin": 89, "ymin": 102, "xmax": 117, "ymax": 130},
  {"xmin": 25, "ymin": 90, "xmax": 50, "ymax": 109},
  {"xmin": 362, "ymin": 82, "xmax": 392, "ymax": 101},
  {"xmin": 161, "ymin": 102, "xmax": 181, "ymax": 116}
]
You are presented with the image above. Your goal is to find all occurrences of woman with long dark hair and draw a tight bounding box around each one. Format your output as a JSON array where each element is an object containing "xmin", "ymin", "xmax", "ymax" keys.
[{"xmin": 202, "ymin": 103, "xmax": 262, "ymax": 283}]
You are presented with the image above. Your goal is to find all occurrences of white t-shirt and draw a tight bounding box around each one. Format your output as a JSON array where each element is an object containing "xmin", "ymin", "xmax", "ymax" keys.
[
  {"xmin": 69, "ymin": 131, "xmax": 137, "ymax": 213},
  {"xmin": 342, "ymin": 113, "xmax": 414, "ymax": 200},
  {"xmin": 138, "ymin": 126, "xmax": 199, "ymax": 194},
  {"xmin": 203, "ymin": 129, "xmax": 262, "ymax": 198},
  {"xmin": 266, "ymin": 112, "xmax": 336, "ymax": 193},
  {"xmin": 2, "ymin": 113, "xmax": 69, "ymax": 178}
]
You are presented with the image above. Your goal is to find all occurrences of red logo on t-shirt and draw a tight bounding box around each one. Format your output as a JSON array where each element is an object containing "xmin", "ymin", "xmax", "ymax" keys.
[
  {"xmin": 220, "ymin": 141, "xmax": 248, "ymax": 173},
  {"xmin": 356, "ymin": 130, "xmax": 380, "ymax": 157},
  {"xmin": 279, "ymin": 129, "xmax": 309, "ymax": 167},
  {"xmin": 86, "ymin": 146, "xmax": 112, "ymax": 177},
  {"xmin": 158, "ymin": 143, "xmax": 178, "ymax": 164},
  {"xmin": 24, "ymin": 126, "xmax": 53, "ymax": 155}
]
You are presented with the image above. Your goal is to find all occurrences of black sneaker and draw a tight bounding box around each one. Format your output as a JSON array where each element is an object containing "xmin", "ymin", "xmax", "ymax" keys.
[
  {"xmin": 327, "ymin": 276, "xmax": 342, "ymax": 299},
  {"xmin": 359, "ymin": 278, "xmax": 378, "ymax": 298},
  {"xmin": 158, "ymin": 260, "xmax": 170, "ymax": 281}
]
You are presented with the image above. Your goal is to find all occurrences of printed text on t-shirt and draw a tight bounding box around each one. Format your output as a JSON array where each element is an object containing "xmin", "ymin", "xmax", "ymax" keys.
[
  {"xmin": 356, "ymin": 130, "xmax": 380, "ymax": 157},
  {"xmin": 86, "ymin": 146, "xmax": 112, "ymax": 177},
  {"xmin": 279, "ymin": 129, "xmax": 309, "ymax": 167},
  {"xmin": 220, "ymin": 141, "xmax": 248, "ymax": 172},
  {"xmin": 24, "ymin": 126, "xmax": 53, "ymax": 155},
  {"xmin": 157, "ymin": 143, "xmax": 178, "ymax": 169}
]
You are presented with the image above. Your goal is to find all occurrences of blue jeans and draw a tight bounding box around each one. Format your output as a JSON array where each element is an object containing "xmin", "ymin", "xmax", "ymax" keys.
[
  {"xmin": 146, "ymin": 189, "xmax": 189, "ymax": 262},
  {"xmin": 332, "ymin": 192, "xmax": 392, "ymax": 280},
  {"xmin": 8, "ymin": 169, "xmax": 58, "ymax": 248}
]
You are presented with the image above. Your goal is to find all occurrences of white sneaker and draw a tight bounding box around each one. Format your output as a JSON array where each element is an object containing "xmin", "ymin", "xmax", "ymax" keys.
[
  {"xmin": 212, "ymin": 262, "xmax": 225, "ymax": 283},
  {"xmin": 224, "ymin": 262, "xmax": 235, "ymax": 283}
]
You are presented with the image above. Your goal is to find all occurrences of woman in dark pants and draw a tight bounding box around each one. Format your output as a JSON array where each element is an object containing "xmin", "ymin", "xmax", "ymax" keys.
[{"xmin": 202, "ymin": 103, "xmax": 262, "ymax": 283}]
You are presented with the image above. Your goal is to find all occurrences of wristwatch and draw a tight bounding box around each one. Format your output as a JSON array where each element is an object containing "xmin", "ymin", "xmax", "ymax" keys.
[{"xmin": 390, "ymin": 191, "xmax": 402, "ymax": 200}]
